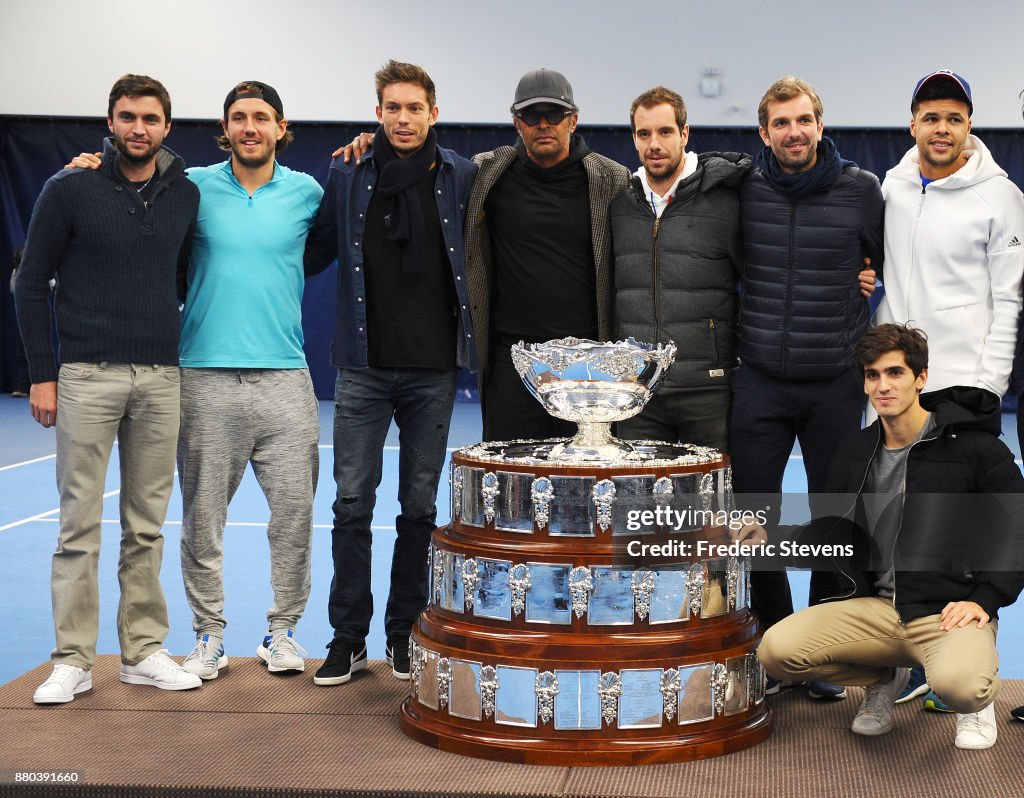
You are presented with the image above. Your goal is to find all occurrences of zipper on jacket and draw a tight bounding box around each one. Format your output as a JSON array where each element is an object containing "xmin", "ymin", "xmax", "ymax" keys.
[
  {"xmin": 652, "ymin": 217, "xmax": 662, "ymax": 338},
  {"xmin": 708, "ymin": 319, "xmax": 719, "ymax": 365},
  {"xmin": 781, "ymin": 202, "xmax": 797, "ymax": 374}
]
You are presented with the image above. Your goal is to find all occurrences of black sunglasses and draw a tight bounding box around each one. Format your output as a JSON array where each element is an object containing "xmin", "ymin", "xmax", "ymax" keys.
[{"xmin": 515, "ymin": 108, "xmax": 573, "ymax": 126}]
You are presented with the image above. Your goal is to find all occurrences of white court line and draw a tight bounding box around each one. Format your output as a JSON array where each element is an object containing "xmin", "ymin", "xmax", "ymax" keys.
[
  {"xmin": 30, "ymin": 518, "xmax": 396, "ymax": 531},
  {"xmin": 0, "ymin": 487, "xmax": 121, "ymax": 533},
  {"xmin": 0, "ymin": 453, "xmax": 56, "ymax": 471},
  {"xmin": 319, "ymin": 444, "xmax": 461, "ymax": 453}
]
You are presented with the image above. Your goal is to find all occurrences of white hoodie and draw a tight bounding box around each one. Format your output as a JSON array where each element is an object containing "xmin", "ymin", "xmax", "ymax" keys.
[
  {"xmin": 634, "ymin": 152, "xmax": 698, "ymax": 219},
  {"xmin": 877, "ymin": 134, "xmax": 1024, "ymax": 397}
]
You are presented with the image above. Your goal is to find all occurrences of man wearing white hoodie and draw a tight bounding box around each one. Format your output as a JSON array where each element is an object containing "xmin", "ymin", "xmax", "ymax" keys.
[
  {"xmin": 610, "ymin": 86, "xmax": 749, "ymax": 450},
  {"xmin": 877, "ymin": 70, "xmax": 1024, "ymax": 399}
]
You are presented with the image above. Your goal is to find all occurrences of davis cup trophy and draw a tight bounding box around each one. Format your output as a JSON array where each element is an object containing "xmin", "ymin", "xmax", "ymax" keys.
[{"xmin": 399, "ymin": 337, "xmax": 772, "ymax": 765}]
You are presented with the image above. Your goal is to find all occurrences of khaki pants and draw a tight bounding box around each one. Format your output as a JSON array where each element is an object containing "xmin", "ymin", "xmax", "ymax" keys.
[
  {"xmin": 757, "ymin": 596, "xmax": 999, "ymax": 714},
  {"xmin": 53, "ymin": 362, "xmax": 179, "ymax": 668}
]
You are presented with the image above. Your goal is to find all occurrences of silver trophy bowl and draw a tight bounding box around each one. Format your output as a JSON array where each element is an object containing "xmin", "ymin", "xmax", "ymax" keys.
[{"xmin": 511, "ymin": 337, "xmax": 676, "ymax": 461}]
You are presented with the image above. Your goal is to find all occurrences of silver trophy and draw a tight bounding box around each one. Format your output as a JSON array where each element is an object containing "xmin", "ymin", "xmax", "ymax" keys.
[{"xmin": 511, "ymin": 337, "xmax": 676, "ymax": 461}]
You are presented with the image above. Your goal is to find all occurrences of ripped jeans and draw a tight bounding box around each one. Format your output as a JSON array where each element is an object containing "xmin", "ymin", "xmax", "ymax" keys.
[{"xmin": 327, "ymin": 366, "xmax": 456, "ymax": 642}]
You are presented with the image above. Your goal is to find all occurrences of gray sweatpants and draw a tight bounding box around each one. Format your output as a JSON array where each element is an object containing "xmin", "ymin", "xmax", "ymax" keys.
[{"xmin": 178, "ymin": 368, "xmax": 320, "ymax": 636}]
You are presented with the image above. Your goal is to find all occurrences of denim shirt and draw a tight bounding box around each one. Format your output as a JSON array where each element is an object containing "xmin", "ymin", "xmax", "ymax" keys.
[{"xmin": 305, "ymin": 145, "xmax": 478, "ymax": 372}]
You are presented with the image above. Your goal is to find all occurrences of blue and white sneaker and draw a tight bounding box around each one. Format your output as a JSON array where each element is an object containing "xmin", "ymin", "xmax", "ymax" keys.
[
  {"xmin": 923, "ymin": 689, "xmax": 954, "ymax": 713},
  {"xmin": 257, "ymin": 628, "xmax": 307, "ymax": 673},
  {"xmin": 807, "ymin": 680, "xmax": 847, "ymax": 700},
  {"xmin": 183, "ymin": 634, "xmax": 228, "ymax": 680},
  {"xmin": 894, "ymin": 665, "xmax": 929, "ymax": 704}
]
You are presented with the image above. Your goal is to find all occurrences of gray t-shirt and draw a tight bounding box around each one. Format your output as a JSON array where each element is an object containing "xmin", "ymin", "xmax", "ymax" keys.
[{"xmin": 863, "ymin": 413, "xmax": 936, "ymax": 598}]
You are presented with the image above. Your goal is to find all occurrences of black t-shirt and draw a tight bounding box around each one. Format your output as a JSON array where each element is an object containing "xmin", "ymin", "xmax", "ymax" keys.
[
  {"xmin": 364, "ymin": 164, "xmax": 457, "ymax": 370},
  {"xmin": 485, "ymin": 153, "xmax": 596, "ymax": 355}
]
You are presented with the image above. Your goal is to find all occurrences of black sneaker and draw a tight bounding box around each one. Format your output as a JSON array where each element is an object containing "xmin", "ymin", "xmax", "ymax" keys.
[
  {"xmin": 386, "ymin": 636, "xmax": 411, "ymax": 680},
  {"xmin": 313, "ymin": 637, "xmax": 367, "ymax": 686}
]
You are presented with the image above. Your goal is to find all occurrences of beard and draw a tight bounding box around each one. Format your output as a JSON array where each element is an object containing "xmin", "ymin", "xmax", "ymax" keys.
[{"xmin": 114, "ymin": 135, "xmax": 161, "ymax": 165}]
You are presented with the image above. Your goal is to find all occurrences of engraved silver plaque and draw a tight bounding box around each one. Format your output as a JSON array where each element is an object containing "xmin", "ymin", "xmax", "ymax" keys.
[
  {"xmin": 481, "ymin": 665, "xmax": 499, "ymax": 718},
  {"xmin": 482, "ymin": 472, "xmax": 499, "ymax": 524},
  {"xmin": 495, "ymin": 471, "xmax": 534, "ymax": 532},
  {"xmin": 462, "ymin": 558, "xmax": 479, "ymax": 612},
  {"xmin": 474, "ymin": 558, "xmax": 512, "ymax": 621},
  {"xmin": 618, "ymin": 668, "xmax": 664, "ymax": 729},
  {"xmin": 700, "ymin": 472, "xmax": 714, "ymax": 513},
  {"xmin": 438, "ymin": 657, "xmax": 452, "ymax": 710},
  {"xmin": 495, "ymin": 665, "xmax": 539, "ymax": 727},
  {"xmin": 588, "ymin": 567, "xmax": 635, "ymax": 625},
  {"xmin": 431, "ymin": 544, "xmax": 443, "ymax": 605},
  {"xmin": 749, "ymin": 654, "xmax": 766, "ymax": 706},
  {"xmin": 508, "ymin": 563, "xmax": 531, "ymax": 618},
  {"xmin": 419, "ymin": 649, "xmax": 440, "ymax": 710},
  {"xmin": 649, "ymin": 568, "xmax": 689, "ymax": 624},
  {"xmin": 712, "ymin": 662, "xmax": 728, "ymax": 716},
  {"xmin": 630, "ymin": 568, "xmax": 656, "ymax": 621},
  {"xmin": 460, "ymin": 466, "xmax": 485, "ymax": 527},
  {"xmin": 687, "ymin": 562, "xmax": 706, "ymax": 617},
  {"xmin": 726, "ymin": 557, "xmax": 740, "ymax": 612},
  {"xmin": 668, "ymin": 473, "xmax": 702, "ymax": 532},
  {"xmin": 554, "ymin": 670, "xmax": 601, "ymax": 731},
  {"xmin": 410, "ymin": 639, "xmax": 423, "ymax": 699},
  {"xmin": 701, "ymin": 559, "xmax": 729, "ymax": 619},
  {"xmin": 440, "ymin": 551, "xmax": 465, "ymax": 614},
  {"xmin": 592, "ymin": 479, "xmax": 616, "ymax": 532},
  {"xmin": 449, "ymin": 659, "xmax": 483, "ymax": 721},
  {"xmin": 525, "ymin": 563, "xmax": 572, "ymax": 625},
  {"xmin": 724, "ymin": 655, "xmax": 749, "ymax": 716},
  {"xmin": 531, "ymin": 476, "xmax": 554, "ymax": 530},
  {"xmin": 535, "ymin": 671, "xmax": 559, "ymax": 725},
  {"xmin": 611, "ymin": 475, "xmax": 656, "ymax": 535},
  {"xmin": 661, "ymin": 668, "xmax": 681, "ymax": 722},
  {"xmin": 549, "ymin": 476, "xmax": 596, "ymax": 536},
  {"xmin": 568, "ymin": 566, "xmax": 593, "ymax": 619},
  {"xmin": 677, "ymin": 662, "xmax": 714, "ymax": 725},
  {"xmin": 598, "ymin": 672, "xmax": 622, "ymax": 726}
]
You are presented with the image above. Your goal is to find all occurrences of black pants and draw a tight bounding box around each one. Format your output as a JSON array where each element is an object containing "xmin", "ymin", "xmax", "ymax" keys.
[
  {"xmin": 617, "ymin": 387, "xmax": 730, "ymax": 451},
  {"xmin": 730, "ymin": 363, "xmax": 864, "ymax": 630}
]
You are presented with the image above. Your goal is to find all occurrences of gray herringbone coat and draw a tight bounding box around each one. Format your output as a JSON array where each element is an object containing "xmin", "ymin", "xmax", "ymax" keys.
[{"xmin": 464, "ymin": 144, "xmax": 630, "ymax": 387}]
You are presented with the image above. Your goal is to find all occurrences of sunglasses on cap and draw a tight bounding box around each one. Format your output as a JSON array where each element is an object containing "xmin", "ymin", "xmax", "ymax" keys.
[{"xmin": 515, "ymin": 107, "xmax": 573, "ymax": 126}]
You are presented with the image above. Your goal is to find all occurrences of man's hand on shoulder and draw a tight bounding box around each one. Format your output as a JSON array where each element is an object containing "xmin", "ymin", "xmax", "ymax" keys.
[
  {"xmin": 29, "ymin": 381, "xmax": 57, "ymax": 428},
  {"xmin": 939, "ymin": 600, "xmax": 989, "ymax": 631},
  {"xmin": 65, "ymin": 152, "xmax": 102, "ymax": 171},
  {"xmin": 331, "ymin": 132, "xmax": 375, "ymax": 163}
]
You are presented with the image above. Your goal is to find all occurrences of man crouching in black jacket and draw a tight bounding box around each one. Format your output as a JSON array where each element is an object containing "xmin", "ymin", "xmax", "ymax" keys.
[{"xmin": 750, "ymin": 323, "xmax": 1024, "ymax": 750}]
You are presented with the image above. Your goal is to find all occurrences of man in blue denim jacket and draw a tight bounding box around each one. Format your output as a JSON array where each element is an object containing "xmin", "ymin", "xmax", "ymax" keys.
[{"xmin": 304, "ymin": 60, "xmax": 477, "ymax": 687}]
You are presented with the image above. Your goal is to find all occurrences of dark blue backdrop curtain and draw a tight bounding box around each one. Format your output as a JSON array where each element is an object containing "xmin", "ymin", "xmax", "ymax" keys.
[{"xmin": 3, "ymin": 115, "xmax": 1023, "ymax": 397}]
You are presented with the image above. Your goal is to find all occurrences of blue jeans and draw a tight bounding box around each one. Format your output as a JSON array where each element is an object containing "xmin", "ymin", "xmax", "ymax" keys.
[{"xmin": 328, "ymin": 367, "xmax": 457, "ymax": 641}]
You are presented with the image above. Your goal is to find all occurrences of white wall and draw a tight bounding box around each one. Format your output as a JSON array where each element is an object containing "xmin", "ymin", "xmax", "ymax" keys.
[{"xmin": 2, "ymin": 0, "xmax": 1022, "ymax": 128}]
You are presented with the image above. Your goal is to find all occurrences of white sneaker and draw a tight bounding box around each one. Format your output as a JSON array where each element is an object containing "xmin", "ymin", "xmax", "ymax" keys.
[
  {"xmin": 120, "ymin": 649, "xmax": 202, "ymax": 691},
  {"xmin": 955, "ymin": 703, "xmax": 997, "ymax": 750},
  {"xmin": 183, "ymin": 634, "xmax": 228, "ymax": 680},
  {"xmin": 33, "ymin": 664, "xmax": 92, "ymax": 704},
  {"xmin": 257, "ymin": 628, "xmax": 307, "ymax": 672},
  {"xmin": 851, "ymin": 667, "xmax": 910, "ymax": 736}
]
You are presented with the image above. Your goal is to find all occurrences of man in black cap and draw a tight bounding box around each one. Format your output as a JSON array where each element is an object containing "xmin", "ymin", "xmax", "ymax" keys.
[{"xmin": 465, "ymin": 68, "xmax": 630, "ymax": 441}]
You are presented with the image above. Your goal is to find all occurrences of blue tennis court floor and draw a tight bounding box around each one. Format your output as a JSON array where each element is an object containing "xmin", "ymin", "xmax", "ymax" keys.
[{"xmin": 2, "ymin": 393, "xmax": 1023, "ymax": 687}]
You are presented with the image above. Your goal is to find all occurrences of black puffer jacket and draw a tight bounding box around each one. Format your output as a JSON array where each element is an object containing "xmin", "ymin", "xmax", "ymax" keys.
[
  {"xmin": 800, "ymin": 387, "xmax": 1024, "ymax": 623},
  {"xmin": 738, "ymin": 162, "xmax": 884, "ymax": 380},
  {"xmin": 612, "ymin": 151, "xmax": 749, "ymax": 392}
]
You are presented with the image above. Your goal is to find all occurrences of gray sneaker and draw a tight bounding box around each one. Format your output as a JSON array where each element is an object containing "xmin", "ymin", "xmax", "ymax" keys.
[
  {"xmin": 257, "ymin": 628, "xmax": 307, "ymax": 672},
  {"xmin": 183, "ymin": 634, "xmax": 228, "ymax": 680},
  {"xmin": 851, "ymin": 668, "xmax": 911, "ymax": 736}
]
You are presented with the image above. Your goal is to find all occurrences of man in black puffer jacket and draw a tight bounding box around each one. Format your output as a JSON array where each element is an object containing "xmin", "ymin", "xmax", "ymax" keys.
[
  {"xmin": 731, "ymin": 77, "xmax": 885, "ymax": 701},
  {"xmin": 756, "ymin": 323, "xmax": 1024, "ymax": 750},
  {"xmin": 612, "ymin": 86, "xmax": 749, "ymax": 451}
]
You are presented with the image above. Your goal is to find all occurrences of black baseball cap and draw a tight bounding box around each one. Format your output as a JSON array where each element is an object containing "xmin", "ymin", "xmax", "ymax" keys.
[
  {"xmin": 223, "ymin": 81, "xmax": 284, "ymax": 119},
  {"xmin": 511, "ymin": 68, "xmax": 577, "ymax": 113}
]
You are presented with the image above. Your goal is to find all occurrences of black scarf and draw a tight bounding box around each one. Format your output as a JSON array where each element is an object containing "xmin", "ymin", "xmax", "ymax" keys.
[
  {"xmin": 755, "ymin": 136, "xmax": 855, "ymax": 199},
  {"xmin": 514, "ymin": 133, "xmax": 590, "ymax": 177},
  {"xmin": 371, "ymin": 125, "xmax": 438, "ymax": 273}
]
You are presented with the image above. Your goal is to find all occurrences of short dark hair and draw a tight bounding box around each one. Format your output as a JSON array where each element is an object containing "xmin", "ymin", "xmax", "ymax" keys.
[
  {"xmin": 375, "ymin": 60, "xmax": 436, "ymax": 108},
  {"xmin": 855, "ymin": 323, "xmax": 929, "ymax": 377},
  {"xmin": 912, "ymin": 79, "xmax": 971, "ymax": 116},
  {"xmin": 629, "ymin": 86, "xmax": 687, "ymax": 134},
  {"xmin": 216, "ymin": 81, "xmax": 294, "ymax": 154},
  {"xmin": 758, "ymin": 76, "xmax": 822, "ymax": 130},
  {"xmin": 107, "ymin": 74, "xmax": 172, "ymax": 123}
]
